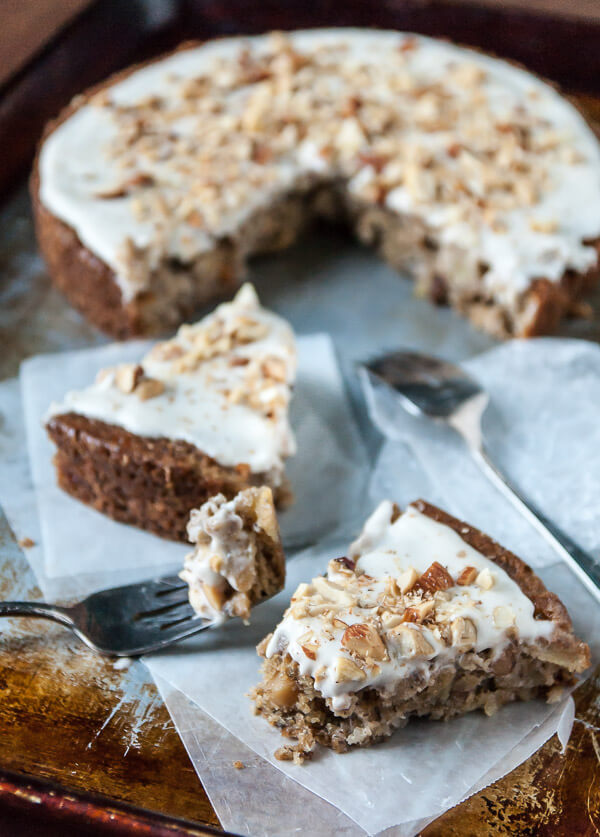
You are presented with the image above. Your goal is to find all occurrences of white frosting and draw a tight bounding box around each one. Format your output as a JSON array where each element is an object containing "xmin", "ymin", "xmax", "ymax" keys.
[
  {"xmin": 39, "ymin": 29, "xmax": 600, "ymax": 306},
  {"xmin": 47, "ymin": 284, "xmax": 296, "ymax": 475},
  {"xmin": 266, "ymin": 502, "xmax": 554, "ymax": 706},
  {"xmin": 181, "ymin": 491, "xmax": 260, "ymax": 623}
]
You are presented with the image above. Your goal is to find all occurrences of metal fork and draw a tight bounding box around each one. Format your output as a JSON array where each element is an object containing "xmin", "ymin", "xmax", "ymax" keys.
[
  {"xmin": 0, "ymin": 575, "xmax": 214, "ymax": 656},
  {"xmin": 360, "ymin": 349, "xmax": 600, "ymax": 603}
]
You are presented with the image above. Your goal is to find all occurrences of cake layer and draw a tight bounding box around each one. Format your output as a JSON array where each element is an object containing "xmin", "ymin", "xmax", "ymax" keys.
[
  {"xmin": 34, "ymin": 29, "xmax": 600, "ymax": 337},
  {"xmin": 46, "ymin": 412, "xmax": 289, "ymax": 542},
  {"xmin": 251, "ymin": 500, "xmax": 590, "ymax": 758},
  {"xmin": 181, "ymin": 487, "xmax": 286, "ymax": 622}
]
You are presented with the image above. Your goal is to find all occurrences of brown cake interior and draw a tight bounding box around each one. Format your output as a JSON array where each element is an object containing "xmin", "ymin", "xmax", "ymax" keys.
[
  {"xmin": 46, "ymin": 412, "xmax": 289, "ymax": 542},
  {"xmin": 194, "ymin": 488, "xmax": 287, "ymax": 621}
]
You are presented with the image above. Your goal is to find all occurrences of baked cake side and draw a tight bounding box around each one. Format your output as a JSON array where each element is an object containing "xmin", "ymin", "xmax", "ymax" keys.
[
  {"xmin": 45, "ymin": 284, "xmax": 296, "ymax": 542},
  {"xmin": 180, "ymin": 486, "xmax": 285, "ymax": 622},
  {"xmin": 34, "ymin": 29, "xmax": 600, "ymax": 339},
  {"xmin": 250, "ymin": 500, "xmax": 590, "ymax": 760}
]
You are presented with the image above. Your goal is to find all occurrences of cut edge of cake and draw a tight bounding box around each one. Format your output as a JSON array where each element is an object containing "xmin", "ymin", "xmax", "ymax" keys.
[
  {"xmin": 250, "ymin": 499, "xmax": 590, "ymax": 762},
  {"xmin": 180, "ymin": 486, "xmax": 286, "ymax": 623}
]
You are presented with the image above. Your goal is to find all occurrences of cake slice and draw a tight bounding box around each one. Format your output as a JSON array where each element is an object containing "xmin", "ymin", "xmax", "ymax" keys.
[
  {"xmin": 45, "ymin": 284, "xmax": 296, "ymax": 541},
  {"xmin": 180, "ymin": 486, "xmax": 285, "ymax": 623},
  {"xmin": 251, "ymin": 499, "xmax": 590, "ymax": 760}
]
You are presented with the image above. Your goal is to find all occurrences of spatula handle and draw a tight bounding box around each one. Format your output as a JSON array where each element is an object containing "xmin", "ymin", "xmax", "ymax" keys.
[{"xmin": 473, "ymin": 446, "xmax": 600, "ymax": 604}]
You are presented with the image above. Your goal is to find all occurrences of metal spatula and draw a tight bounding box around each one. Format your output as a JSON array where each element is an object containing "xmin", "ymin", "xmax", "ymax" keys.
[{"xmin": 359, "ymin": 349, "xmax": 600, "ymax": 603}]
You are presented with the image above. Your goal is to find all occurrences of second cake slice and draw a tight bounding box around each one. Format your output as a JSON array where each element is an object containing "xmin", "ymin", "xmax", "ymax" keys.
[{"xmin": 46, "ymin": 284, "xmax": 296, "ymax": 541}]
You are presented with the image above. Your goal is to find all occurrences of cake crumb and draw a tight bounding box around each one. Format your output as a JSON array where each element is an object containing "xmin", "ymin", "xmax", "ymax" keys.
[
  {"xmin": 18, "ymin": 537, "xmax": 35, "ymax": 549},
  {"xmin": 232, "ymin": 760, "xmax": 245, "ymax": 769}
]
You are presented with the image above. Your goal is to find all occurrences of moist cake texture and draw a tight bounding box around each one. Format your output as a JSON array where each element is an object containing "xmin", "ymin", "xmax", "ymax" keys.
[
  {"xmin": 46, "ymin": 284, "xmax": 296, "ymax": 541},
  {"xmin": 181, "ymin": 486, "xmax": 285, "ymax": 622},
  {"xmin": 251, "ymin": 500, "xmax": 590, "ymax": 759},
  {"xmin": 35, "ymin": 29, "xmax": 600, "ymax": 338}
]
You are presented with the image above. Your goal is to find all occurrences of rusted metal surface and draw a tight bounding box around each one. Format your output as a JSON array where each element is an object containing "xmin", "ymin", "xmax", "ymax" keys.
[
  {"xmin": 424, "ymin": 668, "xmax": 600, "ymax": 835},
  {"xmin": 0, "ymin": 510, "xmax": 220, "ymax": 832}
]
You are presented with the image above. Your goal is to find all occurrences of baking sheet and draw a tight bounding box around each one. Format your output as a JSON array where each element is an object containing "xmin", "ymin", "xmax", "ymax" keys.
[{"xmin": 3, "ymin": 185, "xmax": 600, "ymax": 834}]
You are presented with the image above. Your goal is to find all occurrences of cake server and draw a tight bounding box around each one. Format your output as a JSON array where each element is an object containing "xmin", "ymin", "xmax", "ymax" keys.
[{"xmin": 358, "ymin": 349, "xmax": 600, "ymax": 603}]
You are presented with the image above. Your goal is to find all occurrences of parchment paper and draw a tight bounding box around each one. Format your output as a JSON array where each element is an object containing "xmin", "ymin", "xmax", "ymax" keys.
[
  {"xmin": 362, "ymin": 339, "xmax": 600, "ymax": 567},
  {"xmin": 18, "ymin": 333, "xmax": 368, "ymax": 591},
  {"xmin": 143, "ymin": 337, "xmax": 600, "ymax": 835},
  {"xmin": 2, "ymin": 337, "xmax": 600, "ymax": 835}
]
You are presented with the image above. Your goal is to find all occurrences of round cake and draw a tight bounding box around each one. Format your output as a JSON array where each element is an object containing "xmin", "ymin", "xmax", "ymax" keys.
[{"xmin": 33, "ymin": 28, "xmax": 600, "ymax": 338}]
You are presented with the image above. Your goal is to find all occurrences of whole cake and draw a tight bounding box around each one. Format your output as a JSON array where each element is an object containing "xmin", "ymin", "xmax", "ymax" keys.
[
  {"xmin": 251, "ymin": 500, "xmax": 590, "ymax": 760},
  {"xmin": 46, "ymin": 284, "xmax": 296, "ymax": 541},
  {"xmin": 34, "ymin": 29, "xmax": 600, "ymax": 338},
  {"xmin": 181, "ymin": 486, "xmax": 286, "ymax": 623}
]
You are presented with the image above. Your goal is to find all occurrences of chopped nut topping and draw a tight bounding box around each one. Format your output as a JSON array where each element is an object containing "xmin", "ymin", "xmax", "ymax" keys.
[
  {"xmin": 115, "ymin": 363, "xmax": 144, "ymax": 394},
  {"xmin": 493, "ymin": 605, "xmax": 515, "ymax": 628},
  {"xmin": 403, "ymin": 599, "xmax": 436, "ymax": 623},
  {"xmin": 83, "ymin": 31, "xmax": 585, "ymax": 304},
  {"xmin": 261, "ymin": 356, "xmax": 287, "ymax": 382},
  {"xmin": 341, "ymin": 623, "xmax": 389, "ymax": 662},
  {"xmin": 476, "ymin": 568, "xmax": 494, "ymax": 590},
  {"xmin": 312, "ymin": 576, "xmax": 356, "ymax": 607},
  {"xmin": 415, "ymin": 561, "xmax": 454, "ymax": 594},
  {"xmin": 381, "ymin": 611, "xmax": 404, "ymax": 630},
  {"xmin": 136, "ymin": 378, "xmax": 166, "ymax": 400},
  {"xmin": 456, "ymin": 566, "xmax": 478, "ymax": 586},
  {"xmin": 397, "ymin": 567, "xmax": 419, "ymax": 594},
  {"xmin": 334, "ymin": 655, "xmax": 367, "ymax": 683},
  {"xmin": 450, "ymin": 616, "xmax": 477, "ymax": 650},
  {"xmin": 332, "ymin": 556, "xmax": 356, "ymax": 571},
  {"xmin": 388, "ymin": 624, "xmax": 434, "ymax": 657}
]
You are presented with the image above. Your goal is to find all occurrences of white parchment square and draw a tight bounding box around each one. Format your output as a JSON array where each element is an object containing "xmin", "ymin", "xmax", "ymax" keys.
[{"xmin": 18, "ymin": 333, "xmax": 368, "ymax": 589}]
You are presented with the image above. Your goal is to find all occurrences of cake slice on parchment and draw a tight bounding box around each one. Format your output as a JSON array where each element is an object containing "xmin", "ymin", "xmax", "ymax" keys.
[
  {"xmin": 180, "ymin": 486, "xmax": 285, "ymax": 623},
  {"xmin": 45, "ymin": 284, "xmax": 296, "ymax": 542},
  {"xmin": 251, "ymin": 499, "xmax": 590, "ymax": 761}
]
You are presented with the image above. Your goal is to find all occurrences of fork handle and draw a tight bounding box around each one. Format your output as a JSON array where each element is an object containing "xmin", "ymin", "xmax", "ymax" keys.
[
  {"xmin": 0, "ymin": 601, "xmax": 74, "ymax": 627},
  {"xmin": 473, "ymin": 446, "xmax": 600, "ymax": 604}
]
